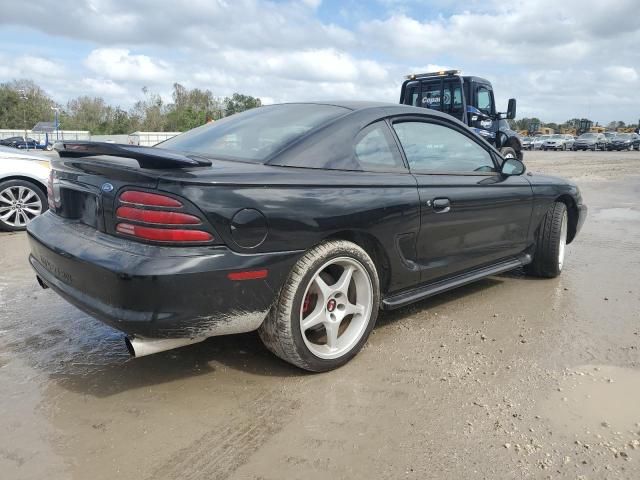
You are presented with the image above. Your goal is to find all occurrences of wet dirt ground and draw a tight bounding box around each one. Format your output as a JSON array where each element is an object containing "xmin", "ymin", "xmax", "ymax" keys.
[{"xmin": 1, "ymin": 150, "xmax": 639, "ymax": 480}]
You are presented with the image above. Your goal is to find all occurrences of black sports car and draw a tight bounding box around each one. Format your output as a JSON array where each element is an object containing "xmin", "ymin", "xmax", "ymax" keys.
[{"xmin": 27, "ymin": 102, "xmax": 586, "ymax": 371}]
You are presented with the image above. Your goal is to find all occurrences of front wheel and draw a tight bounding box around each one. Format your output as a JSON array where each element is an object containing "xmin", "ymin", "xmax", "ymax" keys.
[
  {"xmin": 0, "ymin": 179, "xmax": 48, "ymax": 231},
  {"xmin": 259, "ymin": 240, "xmax": 380, "ymax": 372},
  {"xmin": 525, "ymin": 202, "xmax": 568, "ymax": 278},
  {"xmin": 500, "ymin": 147, "xmax": 517, "ymax": 159}
]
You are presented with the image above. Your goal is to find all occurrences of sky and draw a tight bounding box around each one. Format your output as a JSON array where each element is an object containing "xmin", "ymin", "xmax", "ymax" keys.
[{"xmin": 0, "ymin": 0, "xmax": 638, "ymax": 124}]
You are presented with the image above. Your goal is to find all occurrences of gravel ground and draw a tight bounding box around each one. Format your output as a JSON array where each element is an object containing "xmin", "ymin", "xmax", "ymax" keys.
[{"xmin": 1, "ymin": 149, "xmax": 639, "ymax": 480}]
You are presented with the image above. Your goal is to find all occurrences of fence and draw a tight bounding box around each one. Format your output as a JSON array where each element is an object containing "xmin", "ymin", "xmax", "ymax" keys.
[
  {"xmin": 0, "ymin": 130, "xmax": 181, "ymax": 146},
  {"xmin": 127, "ymin": 132, "xmax": 181, "ymax": 146},
  {"xmin": 0, "ymin": 129, "xmax": 90, "ymax": 143}
]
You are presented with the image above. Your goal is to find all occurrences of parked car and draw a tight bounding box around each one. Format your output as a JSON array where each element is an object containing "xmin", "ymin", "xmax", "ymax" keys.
[
  {"xmin": 521, "ymin": 137, "xmax": 533, "ymax": 150},
  {"xmin": 573, "ymin": 133, "xmax": 607, "ymax": 151},
  {"xmin": 0, "ymin": 136, "xmax": 51, "ymax": 150},
  {"xmin": 542, "ymin": 134, "xmax": 574, "ymax": 151},
  {"xmin": 0, "ymin": 145, "xmax": 50, "ymax": 231},
  {"xmin": 607, "ymin": 133, "xmax": 635, "ymax": 151},
  {"xmin": 532, "ymin": 135, "xmax": 550, "ymax": 150},
  {"xmin": 27, "ymin": 102, "xmax": 586, "ymax": 371},
  {"xmin": 632, "ymin": 133, "xmax": 640, "ymax": 151}
]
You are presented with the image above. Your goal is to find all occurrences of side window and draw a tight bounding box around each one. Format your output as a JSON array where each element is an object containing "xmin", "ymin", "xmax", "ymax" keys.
[
  {"xmin": 354, "ymin": 122, "xmax": 405, "ymax": 172},
  {"xmin": 392, "ymin": 121, "xmax": 496, "ymax": 173},
  {"xmin": 477, "ymin": 87, "xmax": 493, "ymax": 115}
]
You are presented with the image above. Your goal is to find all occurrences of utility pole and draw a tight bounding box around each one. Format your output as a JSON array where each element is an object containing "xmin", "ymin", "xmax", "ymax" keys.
[
  {"xmin": 51, "ymin": 107, "xmax": 60, "ymax": 140},
  {"xmin": 18, "ymin": 89, "xmax": 28, "ymax": 150}
]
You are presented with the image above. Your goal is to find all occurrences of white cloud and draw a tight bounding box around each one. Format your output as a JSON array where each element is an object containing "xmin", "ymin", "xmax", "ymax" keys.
[
  {"xmin": 84, "ymin": 48, "xmax": 172, "ymax": 83},
  {"xmin": 80, "ymin": 77, "xmax": 129, "ymax": 97}
]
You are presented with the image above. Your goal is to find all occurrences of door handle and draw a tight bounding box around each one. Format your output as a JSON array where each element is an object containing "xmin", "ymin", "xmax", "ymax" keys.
[{"xmin": 432, "ymin": 198, "xmax": 451, "ymax": 213}]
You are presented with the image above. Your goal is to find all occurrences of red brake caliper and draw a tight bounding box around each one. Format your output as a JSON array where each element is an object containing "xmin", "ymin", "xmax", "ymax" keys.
[{"xmin": 302, "ymin": 293, "xmax": 313, "ymax": 315}]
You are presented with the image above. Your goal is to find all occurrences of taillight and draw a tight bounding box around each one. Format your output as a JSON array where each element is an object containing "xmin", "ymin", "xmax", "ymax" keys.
[
  {"xmin": 120, "ymin": 190, "xmax": 182, "ymax": 208},
  {"xmin": 116, "ymin": 206, "xmax": 200, "ymax": 225},
  {"xmin": 116, "ymin": 223, "xmax": 213, "ymax": 242},
  {"xmin": 115, "ymin": 190, "xmax": 213, "ymax": 245}
]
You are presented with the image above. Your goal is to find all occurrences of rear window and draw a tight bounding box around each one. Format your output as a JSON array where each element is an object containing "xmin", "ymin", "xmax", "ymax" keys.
[
  {"xmin": 406, "ymin": 81, "xmax": 464, "ymax": 120},
  {"xmin": 157, "ymin": 104, "xmax": 349, "ymax": 162}
]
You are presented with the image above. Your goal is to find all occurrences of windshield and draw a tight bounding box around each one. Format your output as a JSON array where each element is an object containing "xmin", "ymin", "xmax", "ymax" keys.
[
  {"xmin": 579, "ymin": 133, "xmax": 596, "ymax": 139},
  {"xmin": 605, "ymin": 132, "xmax": 616, "ymax": 138},
  {"xmin": 550, "ymin": 135, "xmax": 562, "ymax": 139},
  {"xmin": 616, "ymin": 133, "xmax": 631, "ymax": 139},
  {"xmin": 158, "ymin": 104, "xmax": 349, "ymax": 162}
]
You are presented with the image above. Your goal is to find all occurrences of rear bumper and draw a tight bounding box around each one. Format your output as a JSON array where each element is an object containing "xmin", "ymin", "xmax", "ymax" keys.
[{"xmin": 28, "ymin": 212, "xmax": 302, "ymax": 338}]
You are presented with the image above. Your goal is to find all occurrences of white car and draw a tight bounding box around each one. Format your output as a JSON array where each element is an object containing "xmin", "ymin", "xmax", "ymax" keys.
[
  {"xmin": 532, "ymin": 135, "xmax": 551, "ymax": 150},
  {"xmin": 0, "ymin": 146, "xmax": 51, "ymax": 231}
]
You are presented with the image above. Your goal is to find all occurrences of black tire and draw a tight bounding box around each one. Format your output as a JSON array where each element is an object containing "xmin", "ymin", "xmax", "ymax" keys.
[
  {"xmin": 501, "ymin": 147, "xmax": 517, "ymax": 159},
  {"xmin": 258, "ymin": 240, "xmax": 380, "ymax": 372},
  {"xmin": 525, "ymin": 202, "xmax": 568, "ymax": 278},
  {"xmin": 0, "ymin": 179, "xmax": 48, "ymax": 232}
]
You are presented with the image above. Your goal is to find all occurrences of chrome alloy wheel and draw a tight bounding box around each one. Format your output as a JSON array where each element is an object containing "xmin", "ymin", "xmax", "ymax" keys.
[
  {"xmin": 299, "ymin": 257, "xmax": 373, "ymax": 360},
  {"xmin": 558, "ymin": 210, "xmax": 568, "ymax": 271},
  {"xmin": 0, "ymin": 185, "xmax": 43, "ymax": 227}
]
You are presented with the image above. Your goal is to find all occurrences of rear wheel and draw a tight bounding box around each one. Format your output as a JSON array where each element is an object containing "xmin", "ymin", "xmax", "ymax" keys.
[
  {"xmin": 0, "ymin": 179, "xmax": 47, "ymax": 231},
  {"xmin": 525, "ymin": 202, "xmax": 568, "ymax": 278},
  {"xmin": 258, "ymin": 240, "xmax": 380, "ymax": 372}
]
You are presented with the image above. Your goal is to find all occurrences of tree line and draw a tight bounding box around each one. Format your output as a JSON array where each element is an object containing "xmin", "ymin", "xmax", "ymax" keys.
[
  {"xmin": 509, "ymin": 117, "xmax": 639, "ymax": 134},
  {"xmin": 0, "ymin": 79, "xmax": 262, "ymax": 134}
]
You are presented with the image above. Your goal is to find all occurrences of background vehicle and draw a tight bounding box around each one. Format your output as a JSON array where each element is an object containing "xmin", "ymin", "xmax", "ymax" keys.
[
  {"xmin": 573, "ymin": 132, "xmax": 607, "ymax": 151},
  {"xmin": 532, "ymin": 135, "xmax": 550, "ymax": 150},
  {"xmin": 543, "ymin": 134, "xmax": 574, "ymax": 151},
  {"xmin": 608, "ymin": 133, "xmax": 635, "ymax": 151},
  {"xmin": 28, "ymin": 102, "xmax": 585, "ymax": 371},
  {"xmin": 521, "ymin": 136, "xmax": 533, "ymax": 150},
  {"xmin": 632, "ymin": 133, "xmax": 640, "ymax": 150},
  {"xmin": 399, "ymin": 70, "xmax": 522, "ymax": 160},
  {"xmin": 0, "ymin": 145, "xmax": 50, "ymax": 231},
  {"xmin": 0, "ymin": 136, "xmax": 51, "ymax": 150}
]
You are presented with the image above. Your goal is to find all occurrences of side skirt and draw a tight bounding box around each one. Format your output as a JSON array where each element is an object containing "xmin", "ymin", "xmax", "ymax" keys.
[{"xmin": 381, "ymin": 254, "xmax": 531, "ymax": 310}]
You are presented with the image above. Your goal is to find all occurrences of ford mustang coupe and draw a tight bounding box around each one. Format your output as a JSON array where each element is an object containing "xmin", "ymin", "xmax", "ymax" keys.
[{"xmin": 27, "ymin": 102, "xmax": 586, "ymax": 371}]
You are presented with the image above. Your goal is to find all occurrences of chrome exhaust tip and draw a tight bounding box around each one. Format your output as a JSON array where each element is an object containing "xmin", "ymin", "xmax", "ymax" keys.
[
  {"xmin": 124, "ymin": 335, "xmax": 206, "ymax": 358},
  {"xmin": 36, "ymin": 275, "xmax": 49, "ymax": 289}
]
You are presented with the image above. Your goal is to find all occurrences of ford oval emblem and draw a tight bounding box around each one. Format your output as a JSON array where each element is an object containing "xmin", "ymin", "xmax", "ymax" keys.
[{"xmin": 101, "ymin": 182, "xmax": 114, "ymax": 193}]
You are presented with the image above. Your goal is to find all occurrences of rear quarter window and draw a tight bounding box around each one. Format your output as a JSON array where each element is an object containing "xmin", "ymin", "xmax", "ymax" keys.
[{"xmin": 353, "ymin": 122, "xmax": 405, "ymax": 172}]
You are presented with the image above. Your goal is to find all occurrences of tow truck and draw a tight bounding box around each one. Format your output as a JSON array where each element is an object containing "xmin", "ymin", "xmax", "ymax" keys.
[{"xmin": 399, "ymin": 70, "xmax": 522, "ymax": 160}]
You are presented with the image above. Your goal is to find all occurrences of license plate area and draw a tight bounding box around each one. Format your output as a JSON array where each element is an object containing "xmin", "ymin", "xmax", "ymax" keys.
[{"xmin": 57, "ymin": 188, "xmax": 99, "ymax": 229}]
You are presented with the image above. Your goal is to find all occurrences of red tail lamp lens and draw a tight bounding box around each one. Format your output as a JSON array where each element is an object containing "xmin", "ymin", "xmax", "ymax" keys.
[
  {"xmin": 116, "ymin": 206, "xmax": 200, "ymax": 225},
  {"xmin": 227, "ymin": 269, "xmax": 269, "ymax": 281},
  {"xmin": 116, "ymin": 223, "xmax": 213, "ymax": 242},
  {"xmin": 120, "ymin": 191, "xmax": 182, "ymax": 208}
]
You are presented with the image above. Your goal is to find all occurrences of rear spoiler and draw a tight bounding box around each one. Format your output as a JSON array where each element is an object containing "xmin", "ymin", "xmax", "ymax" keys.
[{"xmin": 54, "ymin": 141, "xmax": 212, "ymax": 169}]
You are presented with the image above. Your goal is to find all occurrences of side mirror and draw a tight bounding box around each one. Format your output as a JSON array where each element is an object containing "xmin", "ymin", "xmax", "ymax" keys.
[
  {"xmin": 506, "ymin": 98, "xmax": 516, "ymax": 119},
  {"xmin": 501, "ymin": 158, "xmax": 525, "ymax": 176}
]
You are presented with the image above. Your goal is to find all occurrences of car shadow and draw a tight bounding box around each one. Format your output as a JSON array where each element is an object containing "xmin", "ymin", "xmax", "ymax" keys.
[{"xmin": 51, "ymin": 276, "xmax": 506, "ymax": 398}]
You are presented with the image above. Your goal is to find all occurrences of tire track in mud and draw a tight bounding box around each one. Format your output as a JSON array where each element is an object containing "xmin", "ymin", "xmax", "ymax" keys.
[{"xmin": 151, "ymin": 388, "xmax": 301, "ymax": 480}]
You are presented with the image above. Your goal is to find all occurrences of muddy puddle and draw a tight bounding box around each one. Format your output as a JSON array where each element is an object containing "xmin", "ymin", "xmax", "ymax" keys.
[
  {"xmin": 542, "ymin": 365, "xmax": 640, "ymax": 435},
  {"xmin": 592, "ymin": 207, "xmax": 640, "ymax": 222}
]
